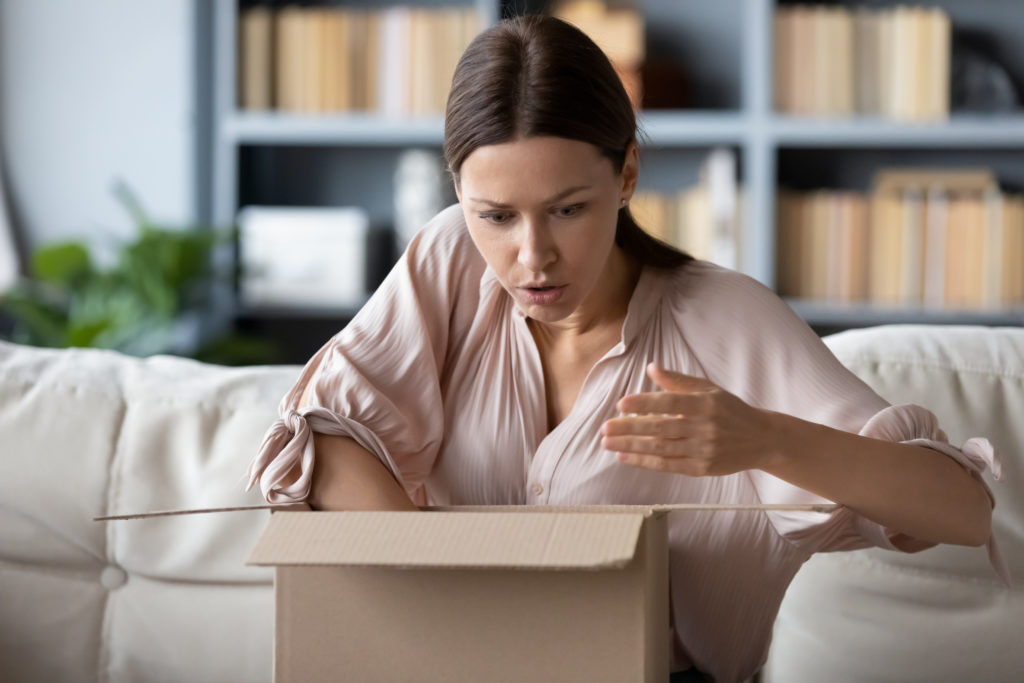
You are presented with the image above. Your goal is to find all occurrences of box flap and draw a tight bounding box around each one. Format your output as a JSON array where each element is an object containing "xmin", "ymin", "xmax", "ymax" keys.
[{"xmin": 247, "ymin": 510, "xmax": 646, "ymax": 569}]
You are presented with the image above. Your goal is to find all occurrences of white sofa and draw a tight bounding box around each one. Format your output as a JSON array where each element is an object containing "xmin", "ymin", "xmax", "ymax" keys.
[{"xmin": 1, "ymin": 324, "xmax": 1021, "ymax": 682}]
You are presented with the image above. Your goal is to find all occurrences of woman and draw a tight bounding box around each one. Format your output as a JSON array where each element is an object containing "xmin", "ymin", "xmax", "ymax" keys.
[{"xmin": 247, "ymin": 15, "xmax": 1002, "ymax": 682}]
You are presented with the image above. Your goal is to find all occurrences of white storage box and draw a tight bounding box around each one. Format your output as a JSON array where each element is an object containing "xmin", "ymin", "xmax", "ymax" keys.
[{"xmin": 238, "ymin": 205, "xmax": 371, "ymax": 309}]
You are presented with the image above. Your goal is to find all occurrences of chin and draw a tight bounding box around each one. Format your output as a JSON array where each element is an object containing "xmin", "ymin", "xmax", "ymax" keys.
[{"xmin": 520, "ymin": 301, "xmax": 575, "ymax": 323}]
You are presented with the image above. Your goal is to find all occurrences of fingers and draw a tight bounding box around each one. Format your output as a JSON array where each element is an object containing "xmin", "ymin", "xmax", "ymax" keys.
[
  {"xmin": 647, "ymin": 363, "xmax": 715, "ymax": 392},
  {"xmin": 602, "ymin": 433, "xmax": 699, "ymax": 458},
  {"xmin": 603, "ymin": 414, "xmax": 699, "ymax": 439},
  {"xmin": 617, "ymin": 390, "xmax": 708, "ymax": 415},
  {"xmin": 615, "ymin": 451, "xmax": 712, "ymax": 477}
]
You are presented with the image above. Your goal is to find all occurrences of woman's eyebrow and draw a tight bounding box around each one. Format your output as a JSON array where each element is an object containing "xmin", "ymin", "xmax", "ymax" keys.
[{"xmin": 470, "ymin": 185, "xmax": 592, "ymax": 208}]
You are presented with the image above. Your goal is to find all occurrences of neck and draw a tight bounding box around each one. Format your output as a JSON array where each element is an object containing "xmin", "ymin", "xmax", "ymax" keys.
[{"xmin": 530, "ymin": 246, "xmax": 641, "ymax": 344}]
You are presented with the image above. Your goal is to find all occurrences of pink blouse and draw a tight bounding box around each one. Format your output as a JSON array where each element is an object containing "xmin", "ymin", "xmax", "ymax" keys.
[{"xmin": 247, "ymin": 204, "xmax": 1003, "ymax": 681}]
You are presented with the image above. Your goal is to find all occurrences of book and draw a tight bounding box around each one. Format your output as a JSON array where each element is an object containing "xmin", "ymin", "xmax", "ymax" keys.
[
  {"xmin": 790, "ymin": 6, "xmax": 813, "ymax": 115},
  {"xmin": 869, "ymin": 191, "xmax": 902, "ymax": 305},
  {"xmin": 379, "ymin": 6, "xmax": 411, "ymax": 117},
  {"xmin": 833, "ymin": 8, "xmax": 855, "ymax": 117},
  {"xmin": 348, "ymin": 10, "xmax": 372, "ymax": 111},
  {"xmin": 632, "ymin": 191, "xmax": 672, "ymax": 245},
  {"xmin": 877, "ymin": 8, "xmax": 894, "ymax": 118},
  {"xmin": 944, "ymin": 195, "xmax": 971, "ymax": 308},
  {"xmin": 853, "ymin": 8, "xmax": 879, "ymax": 115},
  {"xmin": 773, "ymin": 11, "xmax": 791, "ymax": 112},
  {"xmin": 921, "ymin": 187, "xmax": 948, "ymax": 309},
  {"xmin": 775, "ymin": 192, "xmax": 798, "ymax": 296},
  {"xmin": 239, "ymin": 6, "xmax": 274, "ymax": 110},
  {"xmin": 929, "ymin": 8, "xmax": 952, "ymax": 120},
  {"xmin": 274, "ymin": 7, "xmax": 301, "ymax": 112},
  {"xmin": 679, "ymin": 186, "xmax": 711, "ymax": 261},
  {"xmin": 982, "ymin": 189, "xmax": 1004, "ymax": 308},
  {"xmin": 898, "ymin": 188, "xmax": 924, "ymax": 305},
  {"xmin": 321, "ymin": 9, "xmax": 349, "ymax": 112},
  {"xmin": 552, "ymin": 0, "xmax": 645, "ymax": 109},
  {"xmin": 873, "ymin": 168, "xmax": 998, "ymax": 196}
]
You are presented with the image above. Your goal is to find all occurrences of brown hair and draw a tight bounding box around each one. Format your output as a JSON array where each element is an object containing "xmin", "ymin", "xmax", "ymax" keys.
[{"xmin": 444, "ymin": 14, "xmax": 693, "ymax": 270}]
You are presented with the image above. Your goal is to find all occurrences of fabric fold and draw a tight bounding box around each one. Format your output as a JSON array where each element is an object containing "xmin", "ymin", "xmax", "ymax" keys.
[
  {"xmin": 245, "ymin": 407, "xmax": 408, "ymax": 504},
  {"xmin": 857, "ymin": 403, "xmax": 1011, "ymax": 587}
]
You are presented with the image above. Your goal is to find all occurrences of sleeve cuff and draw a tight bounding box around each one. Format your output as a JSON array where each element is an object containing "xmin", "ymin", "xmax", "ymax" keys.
[
  {"xmin": 245, "ymin": 407, "xmax": 409, "ymax": 505},
  {"xmin": 857, "ymin": 403, "xmax": 1012, "ymax": 587}
]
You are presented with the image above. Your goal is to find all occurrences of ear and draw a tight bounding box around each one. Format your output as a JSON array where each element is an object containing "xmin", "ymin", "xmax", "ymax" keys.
[{"xmin": 620, "ymin": 140, "xmax": 639, "ymax": 202}]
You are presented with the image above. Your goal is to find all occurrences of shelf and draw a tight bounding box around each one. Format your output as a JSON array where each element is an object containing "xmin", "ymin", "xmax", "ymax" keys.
[
  {"xmin": 226, "ymin": 110, "xmax": 751, "ymax": 148},
  {"xmin": 225, "ymin": 112, "xmax": 446, "ymax": 146},
  {"xmin": 638, "ymin": 111, "xmax": 748, "ymax": 145},
  {"xmin": 770, "ymin": 114, "xmax": 1024, "ymax": 148},
  {"xmin": 785, "ymin": 299, "xmax": 1024, "ymax": 327},
  {"xmin": 213, "ymin": 2, "xmax": 1024, "ymax": 337}
]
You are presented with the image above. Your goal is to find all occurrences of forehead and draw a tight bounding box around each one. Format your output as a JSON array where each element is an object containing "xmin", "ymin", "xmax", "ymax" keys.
[{"xmin": 459, "ymin": 136, "xmax": 615, "ymax": 197}]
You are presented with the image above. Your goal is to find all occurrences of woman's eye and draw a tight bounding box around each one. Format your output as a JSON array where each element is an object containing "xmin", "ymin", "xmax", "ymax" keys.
[
  {"xmin": 555, "ymin": 203, "xmax": 584, "ymax": 217},
  {"xmin": 480, "ymin": 212, "xmax": 512, "ymax": 225}
]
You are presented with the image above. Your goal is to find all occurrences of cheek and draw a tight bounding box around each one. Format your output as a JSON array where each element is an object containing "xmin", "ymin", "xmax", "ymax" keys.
[
  {"xmin": 563, "ymin": 218, "xmax": 617, "ymax": 265},
  {"xmin": 465, "ymin": 224, "xmax": 514, "ymax": 272}
]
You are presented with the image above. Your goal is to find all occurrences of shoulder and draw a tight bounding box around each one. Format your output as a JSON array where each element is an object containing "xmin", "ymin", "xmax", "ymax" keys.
[
  {"xmin": 662, "ymin": 259, "xmax": 793, "ymax": 327},
  {"xmin": 399, "ymin": 203, "xmax": 487, "ymax": 314},
  {"xmin": 656, "ymin": 259, "xmax": 823, "ymax": 375},
  {"xmin": 406, "ymin": 203, "xmax": 481, "ymax": 267}
]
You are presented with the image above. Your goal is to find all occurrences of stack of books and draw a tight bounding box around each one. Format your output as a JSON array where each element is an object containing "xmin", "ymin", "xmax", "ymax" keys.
[
  {"xmin": 774, "ymin": 5, "xmax": 951, "ymax": 120},
  {"xmin": 777, "ymin": 169, "xmax": 1024, "ymax": 309},
  {"xmin": 552, "ymin": 1, "xmax": 645, "ymax": 110},
  {"xmin": 238, "ymin": 6, "xmax": 481, "ymax": 116},
  {"xmin": 631, "ymin": 150, "xmax": 743, "ymax": 270}
]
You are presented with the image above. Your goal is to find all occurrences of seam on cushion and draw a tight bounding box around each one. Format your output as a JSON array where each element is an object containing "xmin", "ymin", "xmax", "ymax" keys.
[
  {"xmin": 0, "ymin": 504, "xmax": 106, "ymax": 563},
  {"xmin": 0, "ymin": 556, "xmax": 109, "ymax": 582},
  {"xmin": 833, "ymin": 354, "xmax": 1024, "ymax": 382},
  {"xmin": 3, "ymin": 377, "xmax": 268, "ymax": 412},
  {"xmin": 841, "ymin": 551, "xmax": 1021, "ymax": 591},
  {"xmin": 97, "ymin": 397, "xmax": 128, "ymax": 683},
  {"xmin": 2, "ymin": 378, "xmax": 123, "ymax": 402}
]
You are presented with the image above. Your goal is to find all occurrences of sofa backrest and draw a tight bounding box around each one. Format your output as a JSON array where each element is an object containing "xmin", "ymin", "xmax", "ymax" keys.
[
  {"xmin": 764, "ymin": 324, "xmax": 1024, "ymax": 683},
  {"xmin": 3, "ymin": 323, "xmax": 1021, "ymax": 683},
  {"xmin": 0, "ymin": 340, "xmax": 299, "ymax": 683}
]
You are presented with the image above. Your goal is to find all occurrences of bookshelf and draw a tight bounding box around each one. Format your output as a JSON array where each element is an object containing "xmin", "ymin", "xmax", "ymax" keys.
[{"xmin": 211, "ymin": 0, "xmax": 1024, "ymax": 362}]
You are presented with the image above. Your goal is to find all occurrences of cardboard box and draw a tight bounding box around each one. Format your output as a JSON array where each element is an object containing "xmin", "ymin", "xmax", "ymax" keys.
[{"xmin": 247, "ymin": 507, "xmax": 669, "ymax": 682}]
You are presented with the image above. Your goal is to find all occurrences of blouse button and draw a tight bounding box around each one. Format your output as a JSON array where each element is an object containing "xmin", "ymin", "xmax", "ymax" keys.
[{"xmin": 530, "ymin": 482, "xmax": 543, "ymax": 496}]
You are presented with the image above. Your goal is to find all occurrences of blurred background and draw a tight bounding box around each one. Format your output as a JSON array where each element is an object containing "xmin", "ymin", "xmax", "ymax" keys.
[{"xmin": 1, "ymin": 0, "xmax": 1022, "ymax": 365}]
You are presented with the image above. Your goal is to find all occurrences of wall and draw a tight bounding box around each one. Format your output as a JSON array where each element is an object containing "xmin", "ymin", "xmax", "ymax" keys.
[{"xmin": 0, "ymin": 0, "xmax": 199, "ymax": 261}]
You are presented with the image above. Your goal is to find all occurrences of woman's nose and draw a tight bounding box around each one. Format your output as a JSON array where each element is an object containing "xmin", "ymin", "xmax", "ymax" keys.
[{"xmin": 517, "ymin": 219, "xmax": 557, "ymax": 271}]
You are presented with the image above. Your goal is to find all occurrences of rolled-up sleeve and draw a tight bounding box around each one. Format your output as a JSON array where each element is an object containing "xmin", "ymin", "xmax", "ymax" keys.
[
  {"xmin": 245, "ymin": 205, "xmax": 475, "ymax": 506},
  {"xmin": 685, "ymin": 264, "xmax": 1007, "ymax": 582}
]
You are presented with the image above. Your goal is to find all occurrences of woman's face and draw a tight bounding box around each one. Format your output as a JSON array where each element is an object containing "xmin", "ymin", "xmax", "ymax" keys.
[{"xmin": 455, "ymin": 135, "xmax": 638, "ymax": 325}]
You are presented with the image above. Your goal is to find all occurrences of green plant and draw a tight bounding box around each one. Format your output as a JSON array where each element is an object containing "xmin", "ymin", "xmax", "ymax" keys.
[{"xmin": 0, "ymin": 184, "xmax": 277, "ymax": 363}]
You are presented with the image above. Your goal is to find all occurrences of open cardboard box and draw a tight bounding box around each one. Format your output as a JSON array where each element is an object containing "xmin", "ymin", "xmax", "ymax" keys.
[
  {"xmin": 96, "ymin": 501, "xmax": 834, "ymax": 681},
  {"xmin": 247, "ymin": 505, "xmax": 670, "ymax": 683}
]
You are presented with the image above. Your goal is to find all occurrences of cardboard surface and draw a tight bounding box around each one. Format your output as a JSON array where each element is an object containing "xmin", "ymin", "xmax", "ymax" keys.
[
  {"xmin": 248, "ymin": 510, "xmax": 646, "ymax": 569},
  {"xmin": 252, "ymin": 507, "xmax": 670, "ymax": 683}
]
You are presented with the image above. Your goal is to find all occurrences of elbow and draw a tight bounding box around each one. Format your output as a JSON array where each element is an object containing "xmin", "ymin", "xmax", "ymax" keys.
[
  {"xmin": 954, "ymin": 484, "xmax": 994, "ymax": 548},
  {"xmin": 958, "ymin": 521, "xmax": 991, "ymax": 549}
]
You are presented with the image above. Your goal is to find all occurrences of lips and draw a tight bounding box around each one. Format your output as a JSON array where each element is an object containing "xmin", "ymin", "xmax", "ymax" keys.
[{"xmin": 518, "ymin": 284, "xmax": 566, "ymax": 305}]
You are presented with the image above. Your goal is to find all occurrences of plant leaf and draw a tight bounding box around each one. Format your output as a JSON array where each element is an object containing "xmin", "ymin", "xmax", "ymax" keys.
[{"xmin": 33, "ymin": 243, "xmax": 92, "ymax": 286}]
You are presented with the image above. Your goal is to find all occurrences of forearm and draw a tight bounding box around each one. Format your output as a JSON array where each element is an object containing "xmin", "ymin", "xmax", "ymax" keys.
[
  {"xmin": 761, "ymin": 410, "xmax": 992, "ymax": 547},
  {"xmin": 279, "ymin": 434, "xmax": 418, "ymax": 511}
]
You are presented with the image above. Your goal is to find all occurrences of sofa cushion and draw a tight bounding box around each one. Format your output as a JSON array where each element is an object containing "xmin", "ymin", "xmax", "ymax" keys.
[
  {"xmin": 764, "ymin": 325, "xmax": 1024, "ymax": 683},
  {"xmin": 0, "ymin": 341, "xmax": 300, "ymax": 683}
]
